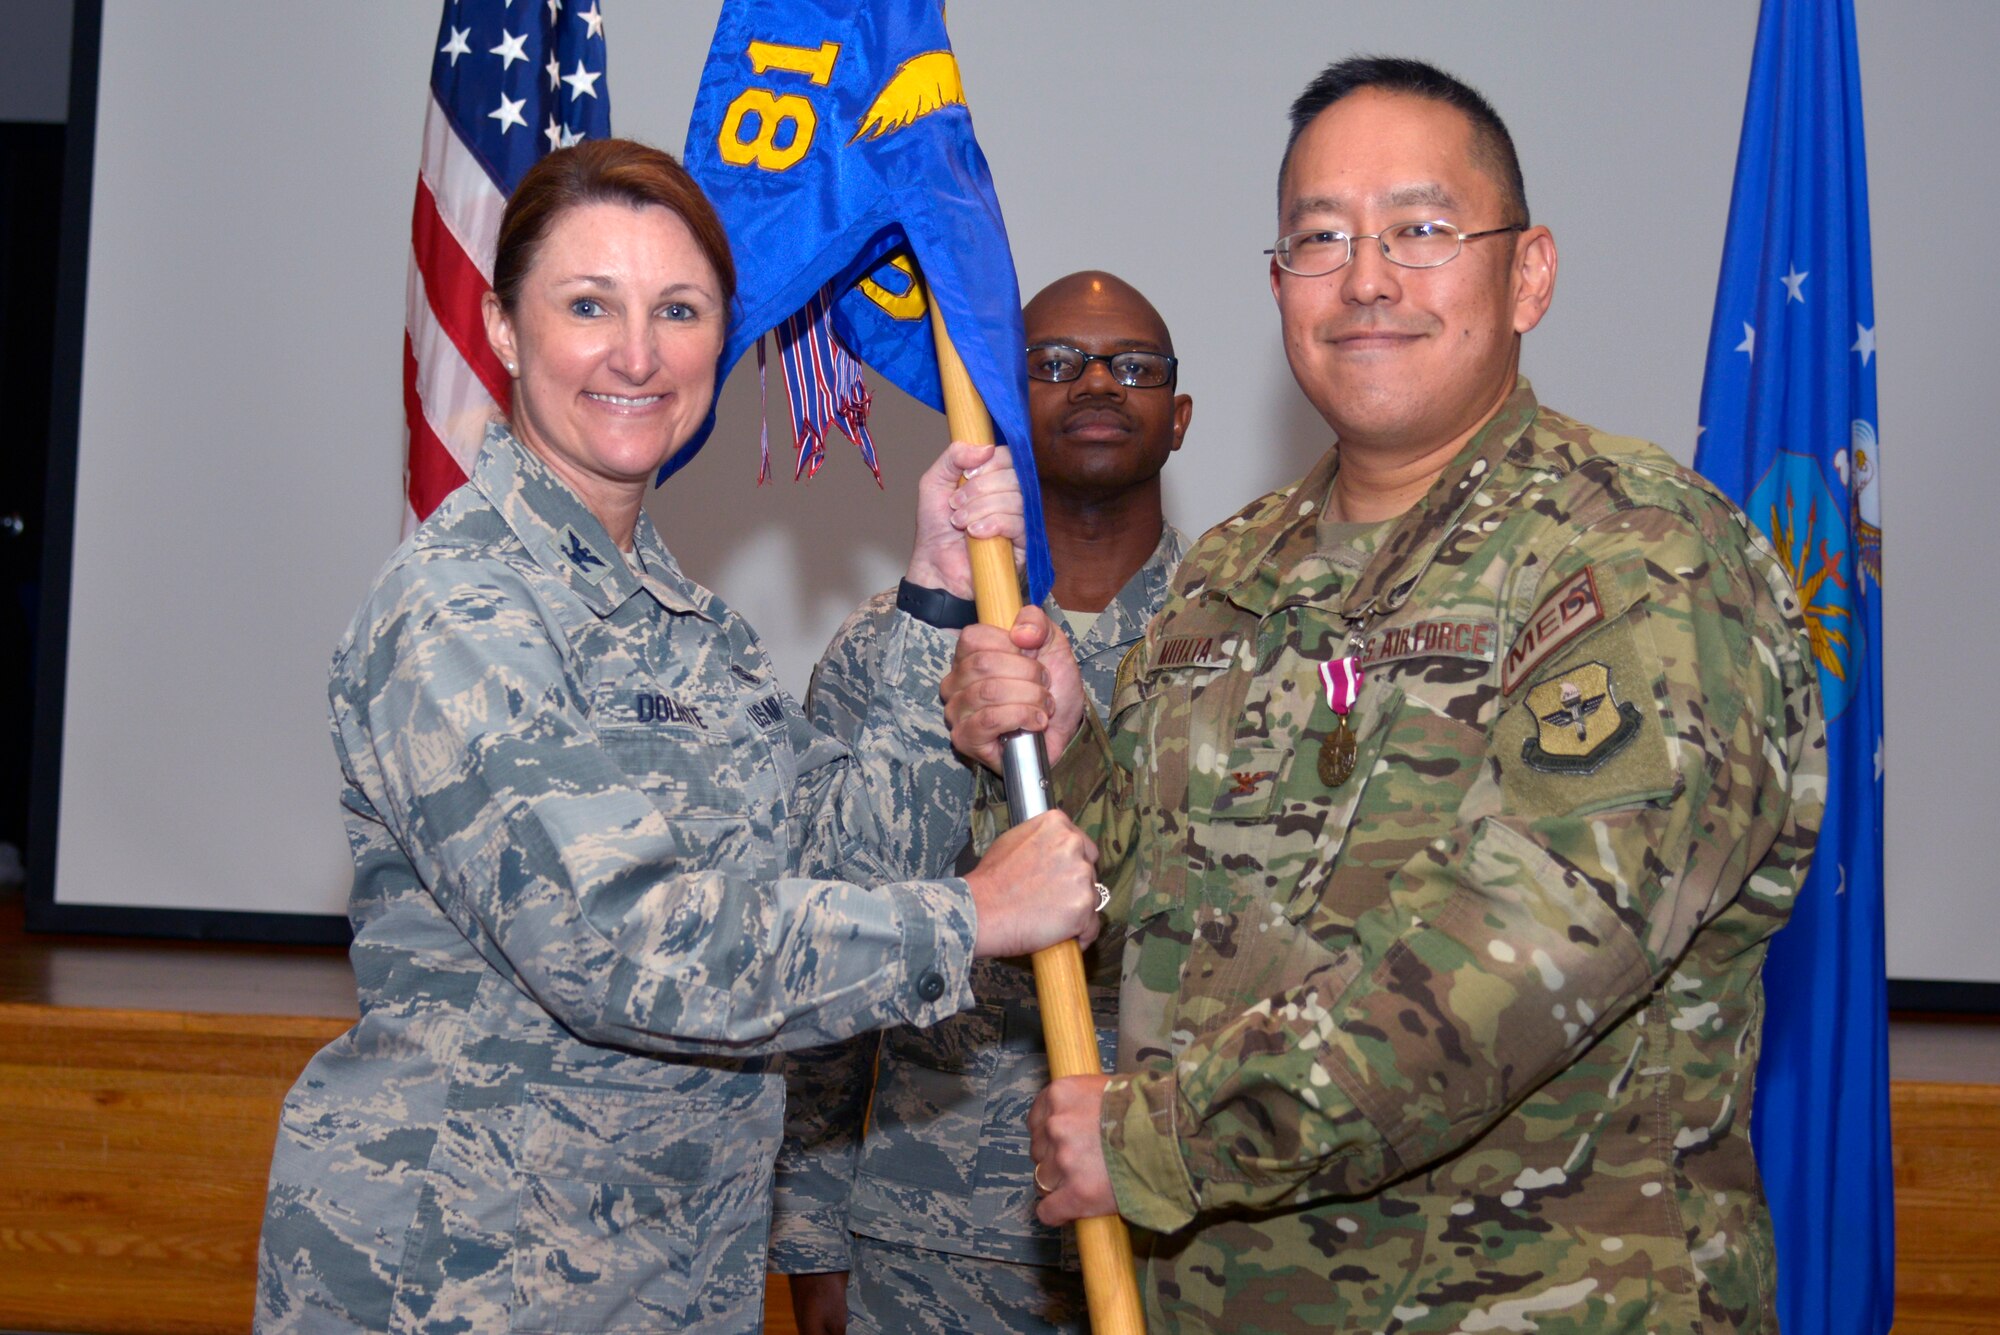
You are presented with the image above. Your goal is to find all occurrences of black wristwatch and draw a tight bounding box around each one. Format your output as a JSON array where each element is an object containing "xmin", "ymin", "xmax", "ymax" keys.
[{"xmin": 896, "ymin": 578, "xmax": 979, "ymax": 629}]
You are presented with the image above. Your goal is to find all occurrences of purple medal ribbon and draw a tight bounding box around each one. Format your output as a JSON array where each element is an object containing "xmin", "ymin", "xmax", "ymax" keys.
[
  {"xmin": 1320, "ymin": 656, "xmax": 1362, "ymax": 715},
  {"xmin": 1316, "ymin": 655, "xmax": 1364, "ymax": 786}
]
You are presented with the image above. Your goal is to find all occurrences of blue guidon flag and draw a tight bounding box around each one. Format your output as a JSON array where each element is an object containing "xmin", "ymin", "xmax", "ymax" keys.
[
  {"xmin": 1696, "ymin": 2, "xmax": 1891, "ymax": 1332},
  {"xmin": 404, "ymin": 0, "xmax": 611, "ymax": 525},
  {"xmin": 675, "ymin": 0, "xmax": 1054, "ymax": 605}
]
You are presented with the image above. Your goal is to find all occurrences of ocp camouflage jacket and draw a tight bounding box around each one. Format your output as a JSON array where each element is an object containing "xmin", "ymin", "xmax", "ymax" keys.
[{"xmin": 1060, "ymin": 381, "xmax": 1825, "ymax": 1335}]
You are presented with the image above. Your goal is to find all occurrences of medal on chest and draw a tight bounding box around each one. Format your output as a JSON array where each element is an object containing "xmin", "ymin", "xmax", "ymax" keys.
[{"xmin": 1316, "ymin": 655, "xmax": 1364, "ymax": 786}]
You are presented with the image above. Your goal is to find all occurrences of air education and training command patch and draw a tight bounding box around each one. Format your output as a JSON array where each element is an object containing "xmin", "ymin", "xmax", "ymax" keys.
[{"xmin": 1521, "ymin": 660, "xmax": 1643, "ymax": 774}]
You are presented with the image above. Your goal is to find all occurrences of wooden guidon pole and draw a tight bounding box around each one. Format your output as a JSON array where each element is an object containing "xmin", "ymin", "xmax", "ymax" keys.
[{"xmin": 925, "ymin": 294, "xmax": 1146, "ymax": 1335}]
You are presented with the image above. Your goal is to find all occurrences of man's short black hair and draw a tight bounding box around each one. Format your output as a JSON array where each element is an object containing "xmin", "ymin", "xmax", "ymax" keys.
[{"xmin": 1279, "ymin": 56, "xmax": 1529, "ymax": 227}]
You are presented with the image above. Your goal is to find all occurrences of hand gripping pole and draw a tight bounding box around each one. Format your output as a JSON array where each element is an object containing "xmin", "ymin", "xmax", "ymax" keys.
[{"xmin": 924, "ymin": 293, "xmax": 1145, "ymax": 1335}]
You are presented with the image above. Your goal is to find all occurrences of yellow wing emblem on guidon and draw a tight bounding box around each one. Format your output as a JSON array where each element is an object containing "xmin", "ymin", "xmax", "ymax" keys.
[{"xmin": 851, "ymin": 50, "xmax": 965, "ymax": 142}]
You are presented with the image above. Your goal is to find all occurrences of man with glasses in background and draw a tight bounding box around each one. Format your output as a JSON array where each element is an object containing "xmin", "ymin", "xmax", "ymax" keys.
[
  {"xmin": 943, "ymin": 57, "xmax": 1824, "ymax": 1334},
  {"xmin": 777, "ymin": 270, "xmax": 1192, "ymax": 1335}
]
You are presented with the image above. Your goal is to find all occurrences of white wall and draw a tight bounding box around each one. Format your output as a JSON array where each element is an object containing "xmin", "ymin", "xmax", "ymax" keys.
[
  {"xmin": 1855, "ymin": 2, "xmax": 2000, "ymax": 985},
  {"xmin": 48, "ymin": 3, "xmax": 1998, "ymax": 982}
]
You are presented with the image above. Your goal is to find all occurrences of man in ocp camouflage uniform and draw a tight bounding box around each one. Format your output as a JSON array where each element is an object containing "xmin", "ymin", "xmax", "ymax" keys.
[
  {"xmin": 944, "ymin": 58, "xmax": 1825, "ymax": 1334},
  {"xmin": 777, "ymin": 272, "xmax": 1193, "ymax": 1335}
]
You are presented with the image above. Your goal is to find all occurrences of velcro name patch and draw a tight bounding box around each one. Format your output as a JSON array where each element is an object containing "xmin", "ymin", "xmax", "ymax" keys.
[
  {"xmin": 1501, "ymin": 567, "xmax": 1606, "ymax": 694},
  {"xmin": 633, "ymin": 692, "xmax": 704, "ymax": 728},
  {"xmin": 1359, "ymin": 617, "xmax": 1499, "ymax": 669},
  {"xmin": 747, "ymin": 693, "xmax": 786, "ymax": 730},
  {"xmin": 1153, "ymin": 636, "xmax": 1230, "ymax": 671}
]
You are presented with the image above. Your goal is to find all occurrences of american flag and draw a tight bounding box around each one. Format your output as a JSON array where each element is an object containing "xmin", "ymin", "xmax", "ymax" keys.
[{"xmin": 403, "ymin": 0, "xmax": 611, "ymax": 527}]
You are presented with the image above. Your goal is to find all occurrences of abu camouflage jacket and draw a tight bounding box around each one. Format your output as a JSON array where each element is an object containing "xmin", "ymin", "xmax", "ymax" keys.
[
  {"xmin": 772, "ymin": 528, "xmax": 1187, "ymax": 1277},
  {"xmin": 1058, "ymin": 381, "xmax": 1825, "ymax": 1334},
  {"xmin": 258, "ymin": 424, "xmax": 978, "ymax": 1335}
]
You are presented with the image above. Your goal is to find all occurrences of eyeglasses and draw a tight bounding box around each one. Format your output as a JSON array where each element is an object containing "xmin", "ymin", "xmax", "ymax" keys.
[
  {"xmin": 1266, "ymin": 220, "xmax": 1526, "ymax": 277},
  {"xmin": 1025, "ymin": 343, "xmax": 1178, "ymax": 389}
]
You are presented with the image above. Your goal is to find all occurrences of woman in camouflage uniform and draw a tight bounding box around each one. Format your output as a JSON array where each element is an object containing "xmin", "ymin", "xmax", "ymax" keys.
[{"xmin": 256, "ymin": 139, "xmax": 1101, "ymax": 1335}]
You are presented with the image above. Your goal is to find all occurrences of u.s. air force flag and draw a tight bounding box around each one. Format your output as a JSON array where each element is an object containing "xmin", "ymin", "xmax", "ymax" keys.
[
  {"xmin": 1696, "ymin": 2, "xmax": 1891, "ymax": 1332},
  {"xmin": 675, "ymin": 0, "xmax": 1054, "ymax": 604}
]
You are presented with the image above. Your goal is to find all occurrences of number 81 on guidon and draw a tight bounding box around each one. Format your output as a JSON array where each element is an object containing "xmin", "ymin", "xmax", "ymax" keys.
[{"xmin": 717, "ymin": 39, "xmax": 842, "ymax": 172}]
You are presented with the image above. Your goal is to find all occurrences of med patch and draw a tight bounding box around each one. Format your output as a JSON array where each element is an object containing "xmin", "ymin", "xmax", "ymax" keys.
[{"xmin": 1501, "ymin": 567, "xmax": 1604, "ymax": 693}]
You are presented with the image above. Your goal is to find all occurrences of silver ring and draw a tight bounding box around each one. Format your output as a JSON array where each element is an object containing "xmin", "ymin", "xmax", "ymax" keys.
[
  {"xmin": 1034, "ymin": 1161, "xmax": 1057, "ymax": 1194},
  {"xmin": 1094, "ymin": 881, "xmax": 1111, "ymax": 913}
]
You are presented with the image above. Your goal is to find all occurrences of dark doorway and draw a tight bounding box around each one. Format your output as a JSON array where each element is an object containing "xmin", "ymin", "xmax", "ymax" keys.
[{"xmin": 0, "ymin": 122, "xmax": 65, "ymax": 886}]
